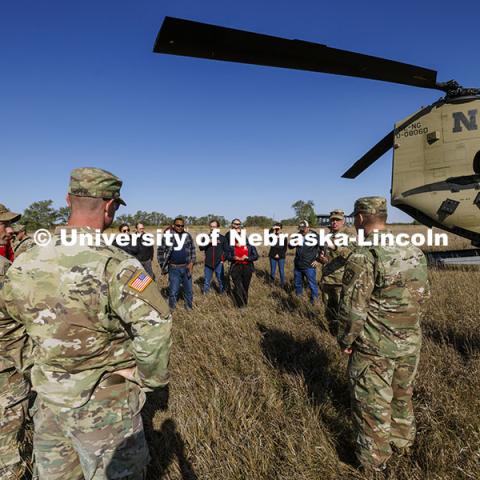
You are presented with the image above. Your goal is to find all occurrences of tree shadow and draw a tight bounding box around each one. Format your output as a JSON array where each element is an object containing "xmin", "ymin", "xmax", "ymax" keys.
[
  {"xmin": 257, "ymin": 323, "xmax": 355, "ymax": 465},
  {"xmin": 142, "ymin": 388, "xmax": 198, "ymax": 479}
]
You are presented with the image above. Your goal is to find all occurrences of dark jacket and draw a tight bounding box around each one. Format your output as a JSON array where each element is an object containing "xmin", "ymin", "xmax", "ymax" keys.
[
  {"xmin": 224, "ymin": 242, "xmax": 259, "ymax": 271},
  {"xmin": 113, "ymin": 235, "xmax": 139, "ymax": 258},
  {"xmin": 268, "ymin": 232, "xmax": 287, "ymax": 259},
  {"xmin": 199, "ymin": 234, "xmax": 226, "ymax": 269},
  {"xmin": 136, "ymin": 233, "xmax": 154, "ymax": 262},
  {"xmin": 289, "ymin": 230, "xmax": 321, "ymax": 270}
]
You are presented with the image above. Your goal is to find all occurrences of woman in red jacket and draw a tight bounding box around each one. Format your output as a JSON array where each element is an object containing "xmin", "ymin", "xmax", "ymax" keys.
[{"xmin": 224, "ymin": 219, "xmax": 259, "ymax": 308}]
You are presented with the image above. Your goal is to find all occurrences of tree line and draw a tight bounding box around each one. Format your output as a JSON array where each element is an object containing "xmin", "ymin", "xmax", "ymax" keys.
[{"xmin": 18, "ymin": 199, "xmax": 319, "ymax": 231}]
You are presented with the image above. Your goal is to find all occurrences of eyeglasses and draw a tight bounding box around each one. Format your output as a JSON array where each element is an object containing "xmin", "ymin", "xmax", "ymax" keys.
[
  {"xmin": 174, "ymin": 224, "xmax": 185, "ymax": 228},
  {"xmin": 232, "ymin": 223, "xmax": 241, "ymax": 227}
]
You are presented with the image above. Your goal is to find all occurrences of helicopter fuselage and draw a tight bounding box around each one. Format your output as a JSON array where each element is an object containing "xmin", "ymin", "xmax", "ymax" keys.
[{"xmin": 392, "ymin": 95, "xmax": 480, "ymax": 243}]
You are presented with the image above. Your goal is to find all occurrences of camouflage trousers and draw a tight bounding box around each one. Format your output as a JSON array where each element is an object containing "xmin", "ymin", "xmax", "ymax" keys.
[
  {"xmin": 0, "ymin": 370, "xmax": 30, "ymax": 479},
  {"xmin": 321, "ymin": 284, "xmax": 341, "ymax": 335},
  {"xmin": 32, "ymin": 379, "xmax": 150, "ymax": 480},
  {"xmin": 348, "ymin": 350, "xmax": 420, "ymax": 469}
]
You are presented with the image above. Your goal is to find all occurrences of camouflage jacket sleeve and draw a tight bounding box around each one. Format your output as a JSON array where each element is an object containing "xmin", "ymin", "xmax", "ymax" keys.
[
  {"xmin": 107, "ymin": 257, "xmax": 172, "ymax": 389},
  {"xmin": 337, "ymin": 250, "xmax": 375, "ymax": 349},
  {"xmin": 0, "ymin": 277, "xmax": 35, "ymax": 373},
  {"xmin": 416, "ymin": 252, "xmax": 431, "ymax": 315}
]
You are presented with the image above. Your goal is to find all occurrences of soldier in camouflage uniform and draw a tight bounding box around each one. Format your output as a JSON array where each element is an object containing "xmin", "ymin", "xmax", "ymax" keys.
[
  {"xmin": 337, "ymin": 197, "xmax": 430, "ymax": 472},
  {"xmin": 319, "ymin": 209, "xmax": 354, "ymax": 335},
  {"xmin": 0, "ymin": 168, "xmax": 173, "ymax": 480},
  {"xmin": 0, "ymin": 205, "xmax": 32, "ymax": 479},
  {"xmin": 11, "ymin": 223, "xmax": 35, "ymax": 257}
]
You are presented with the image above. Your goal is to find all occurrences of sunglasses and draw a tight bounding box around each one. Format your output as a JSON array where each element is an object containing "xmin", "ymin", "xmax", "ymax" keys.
[
  {"xmin": 121, "ymin": 229, "xmax": 130, "ymax": 233},
  {"xmin": 174, "ymin": 224, "xmax": 185, "ymax": 228}
]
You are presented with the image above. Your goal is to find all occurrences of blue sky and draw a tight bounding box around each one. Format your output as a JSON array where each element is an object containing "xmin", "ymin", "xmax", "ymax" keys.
[{"xmin": 2, "ymin": 1, "xmax": 480, "ymax": 222}]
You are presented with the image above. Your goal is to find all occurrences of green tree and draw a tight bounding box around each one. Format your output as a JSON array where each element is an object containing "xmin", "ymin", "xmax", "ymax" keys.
[
  {"xmin": 22, "ymin": 200, "xmax": 59, "ymax": 230},
  {"xmin": 280, "ymin": 217, "xmax": 298, "ymax": 226},
  {"xmin": 244, "ymin": 215, "xmax": 274, "ymax": 227},
  {"xmin": 56, "ymin": 206, "xmax": 71, "ymax": 225},
  {"xmin": 291, "ymin": 200, "xmax": 317, "ymax": 226}
]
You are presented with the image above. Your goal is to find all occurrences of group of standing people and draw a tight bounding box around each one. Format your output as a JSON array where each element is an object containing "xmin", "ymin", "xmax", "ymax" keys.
[
  {"xmin": 0, "ymin": 167, "xmax": 432, "ymax": 477},
  {"xmin": 115, "ymin": 213, "xmax": 352, "ymax": 313}
]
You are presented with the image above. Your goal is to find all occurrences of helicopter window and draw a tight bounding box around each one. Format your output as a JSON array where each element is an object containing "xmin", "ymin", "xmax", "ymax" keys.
[{"xmin": 473, "ymin": 151, "xmax": 480, "ymax": 174}]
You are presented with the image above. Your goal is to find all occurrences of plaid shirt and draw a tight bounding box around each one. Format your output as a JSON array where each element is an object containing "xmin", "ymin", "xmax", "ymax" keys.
[{"xmin": 157, "ymin": 231, "xmax": 196, "ymax": 269}]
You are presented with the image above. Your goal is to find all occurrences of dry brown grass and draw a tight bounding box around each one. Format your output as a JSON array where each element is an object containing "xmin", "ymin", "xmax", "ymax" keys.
[{"xmin": 141, "ymin": 246, "xmax": 480, "ymax": 480}]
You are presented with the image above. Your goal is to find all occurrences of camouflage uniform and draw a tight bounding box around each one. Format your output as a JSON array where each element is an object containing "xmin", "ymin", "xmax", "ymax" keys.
[
  {"xmin": 12, "ymin": 224, "xmax": 35, "ymax": 257},
  {"xmin": 321, "ymin": 210, "xmax": 355, "ymax": 335},
  {"xmin": 0, "ymin": 168, "xmax": 173, "ymax": 480},
  {"xmin": 338, "ymin": 197, "xmax": 430, "ymax": 471},
  {"xmin": 0, "ymin": 205, "xmax": 32, "ymax": 479}
]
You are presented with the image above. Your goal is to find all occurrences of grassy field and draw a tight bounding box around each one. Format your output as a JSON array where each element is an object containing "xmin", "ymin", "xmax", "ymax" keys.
[{"xmin": 140, "ymin": 235, "xmax": 480, "ymax": 480}]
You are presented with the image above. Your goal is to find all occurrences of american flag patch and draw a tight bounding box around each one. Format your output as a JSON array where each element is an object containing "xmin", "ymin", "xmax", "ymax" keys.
[{"xmin": 128, "ymin": 271, "xmax": 153, "ymax": 292}]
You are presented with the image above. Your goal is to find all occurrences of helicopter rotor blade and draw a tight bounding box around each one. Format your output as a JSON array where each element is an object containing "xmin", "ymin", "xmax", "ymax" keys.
[
  {"xmin": 154, "ymin": 17, "xmax": 439, "ymax": 90},
  {"xmin": 342, "ymin": 131, "xmax": 394, "ymax": 179},
  {"xmin": 342, "ymin": 100, "xmax": 443, "ymax": 178}
]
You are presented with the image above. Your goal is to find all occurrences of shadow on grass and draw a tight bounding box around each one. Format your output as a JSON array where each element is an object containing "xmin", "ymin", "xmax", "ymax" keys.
[
  {"xmin": 257, "ymin": 323, "xmax": 355, "ymax": 466},
  {"xmin": 142, "ymin": 388, "xmax": 198, "ymax": 480},
  {"xmin": 268, "ymin": 288, "xmax": 325, "ymax": 326},
  {"xmin": 255, "ymin": 267, "xmax": 272, "ymax": 285},
  {"xmin": 255, "ymin": 267, "xmax": 294, "ymax": 292},
  {"xmin": 423, "ymin": 322, "xmax": 480, "ymax": 361},
  {"xmin": 194, "ymin": 275, "xmax": 224, "ymax": 294}
]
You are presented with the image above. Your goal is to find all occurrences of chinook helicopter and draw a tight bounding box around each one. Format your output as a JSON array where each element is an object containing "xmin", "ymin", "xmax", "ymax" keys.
[{"xmin": 153, "ymin": 17, "xmax": 480, "ymax": 254}]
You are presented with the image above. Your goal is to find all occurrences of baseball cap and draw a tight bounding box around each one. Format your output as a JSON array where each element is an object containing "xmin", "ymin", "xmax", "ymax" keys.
[
  {"xmin": 351, "ymin": 196, "xmax": 387, "ymax": 216},
  {"xmin": 0, "ymin": 204, "xmax": 21, "ymax": 223},
  {"xmin": 68, "ymin": 167, "xmax": 126, "ymax": 206},
  {"xmin": 329, "ymin": 209, "xmax": 345, "ymax": 221}
]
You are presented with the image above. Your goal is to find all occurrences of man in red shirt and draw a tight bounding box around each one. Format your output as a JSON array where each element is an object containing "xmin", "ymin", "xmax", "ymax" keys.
[{"xmin": 0, "ymin": 204, "xmax": 21, "ymax": 262}]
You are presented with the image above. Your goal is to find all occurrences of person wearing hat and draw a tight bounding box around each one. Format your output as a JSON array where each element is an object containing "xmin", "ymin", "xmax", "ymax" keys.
[
  {"xmin": 0, "ymin": 167, "xmax": 173, "ymax": 479},
  {"xmin": 288, "ymin": 220, "xmax": 322, "ymax": 303},
  {"xmin": 319, "ymin": 209, "xmax": 355, "ymax": 335},
  {"xmin": 0, "ymin": 204, "xmax": 20, "ymax": 262},
  {"xmin": 268, "ymin": 222, "xmax": 287, "ymax": 287},
  {"xmin": 11, "ymin": 224, "xmax": 35, "ymax": 257},
  {"xmin": 0, "ymin": 204, "xmax": 32, "ymax": 479},
  {"xmin": 337, "ymin": 196, "xmax": 430, "ymax": 473}
]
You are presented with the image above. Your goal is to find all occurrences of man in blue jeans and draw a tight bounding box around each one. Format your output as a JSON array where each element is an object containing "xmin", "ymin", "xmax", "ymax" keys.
[
  {"xmin": 199, "ymin": 219, "xmax": 226, "ymax": 293},
  {"xmin": 288, "ymin": 220, "xmax": 321, "ymax": 303},
  {"xmin": 157, "ymin": 218, "xmax": 196, "ymax": 310}
]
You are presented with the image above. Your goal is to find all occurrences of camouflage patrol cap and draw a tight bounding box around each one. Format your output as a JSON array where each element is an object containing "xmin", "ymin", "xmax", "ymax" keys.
[
  {"xmin": 0, "ymin": 204, "xmax": 21, "ymax": 223},
  {"xmin": 68, "ymin": 167, "xmax": 126, "ymax": 206},
  {"xmin": 351, "ymin": 196, "xmax": 387, "ymax": 216},
  {"xmin": 12, "ymin": 223, "xmax": 26, "ymax": 233},
  {"xmin": 329, "ymin": 209, "xmax": 345, "ymax": 221}
]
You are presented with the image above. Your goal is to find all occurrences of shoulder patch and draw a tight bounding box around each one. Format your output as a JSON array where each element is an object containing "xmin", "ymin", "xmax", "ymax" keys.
[
  {"xmin": 343, "ymin": 268, "xmax": 355, "ymax": 285},
  {"xmin": 128, "ymin": 271, "xmax": 153, "ymax": 292}
]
